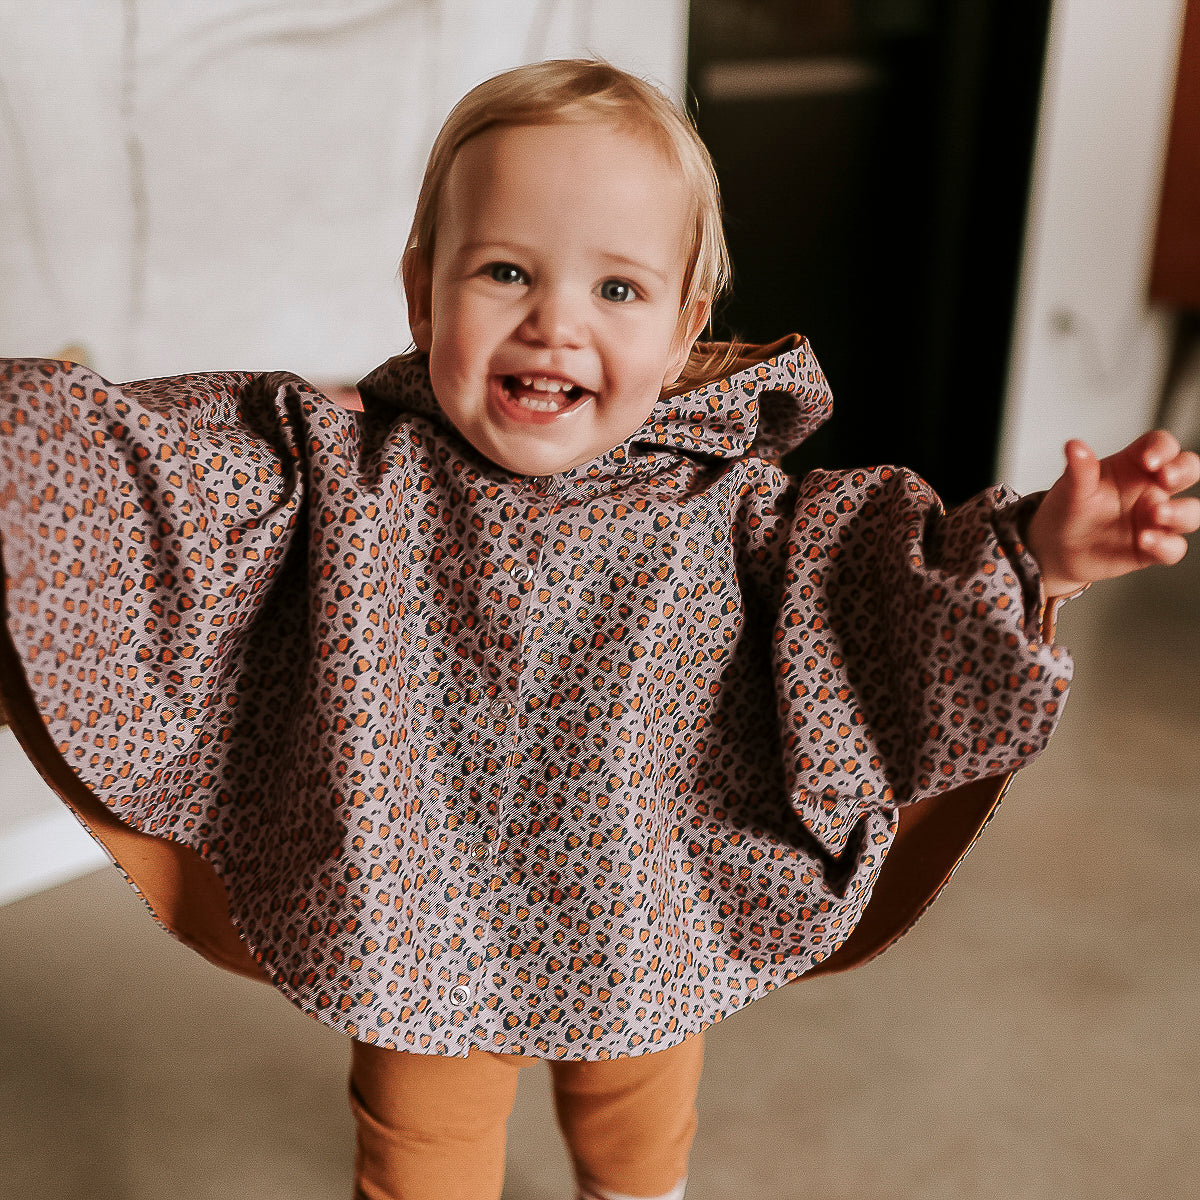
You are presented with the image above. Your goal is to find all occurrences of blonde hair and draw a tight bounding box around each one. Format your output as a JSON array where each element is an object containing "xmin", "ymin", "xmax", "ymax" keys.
[{"xmin": 404, "ymin": 58, "xmax": 731, "ymax": 351}]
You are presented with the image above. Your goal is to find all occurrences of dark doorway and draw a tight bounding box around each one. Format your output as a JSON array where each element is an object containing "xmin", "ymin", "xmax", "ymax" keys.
[{"xmin": 689, "ymin": 0, "xmax": 1052, "ymax": 503}]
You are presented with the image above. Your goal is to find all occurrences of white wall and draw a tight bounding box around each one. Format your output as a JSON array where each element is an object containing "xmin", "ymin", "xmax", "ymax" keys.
[
  {"xmin": 0, "ymin": 0, "xmax": 687, "ymax": 904},
  {"xmin": 999, "ymin": 0, "xmax": 1186, "ymax": 493},
  {"xmin": 0, "ymin": 730, "xmax": 114, "ymax": 906}
]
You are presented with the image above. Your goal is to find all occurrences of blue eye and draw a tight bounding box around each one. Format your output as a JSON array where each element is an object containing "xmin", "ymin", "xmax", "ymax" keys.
[
  {"xmin": 599, "ymin": 279, "xmax": 636, "ymax": 303},
  {"xmin": 487, "ymin": 262, "xmax": 527, "ymax": 285}
]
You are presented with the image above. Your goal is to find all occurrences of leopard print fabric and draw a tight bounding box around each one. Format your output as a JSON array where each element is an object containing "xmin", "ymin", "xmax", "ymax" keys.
[{"xmin": 0, "ymin": 340, "xmax": 1072, "ymax": 1057}]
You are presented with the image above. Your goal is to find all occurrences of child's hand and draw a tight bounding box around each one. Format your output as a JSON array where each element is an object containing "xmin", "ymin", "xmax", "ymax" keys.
[{"xmin": 1025, "ymin": 430, "xmax": 1200, "ymax": 599}]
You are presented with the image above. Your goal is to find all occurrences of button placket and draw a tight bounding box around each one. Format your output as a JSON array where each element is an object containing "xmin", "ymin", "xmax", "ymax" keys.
[
  {"xmin": 433, "ymin": 701, "xmax": 511, "ymax": 1012},
  {"xmin": 440, "ymin": 484, "xmax": 550, "ymax": 1038},
  {"xmin": 447, "ymin": 539, "xmax": 535, "ymax": 1024},
  {"xmin": 476, "ymin": 509, "xmax": 560, "ymax": 1043}
]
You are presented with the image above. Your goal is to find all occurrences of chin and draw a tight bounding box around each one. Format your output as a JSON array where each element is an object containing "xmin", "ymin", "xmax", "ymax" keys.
[
  {"xmin": 482, "ymin": 435, "xmax": 588, "ymax": 478},
  {"xmin": 495, "ymin": 451, "xmax": 575, "ymax": 477}
]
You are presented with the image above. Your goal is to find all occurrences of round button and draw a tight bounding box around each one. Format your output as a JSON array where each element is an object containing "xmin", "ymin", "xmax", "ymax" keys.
[
  {"xmin": 510, "ymin": 563, "xmax": 533, "ymax": 583},
  {"xmin": 472, "ymin": 842, "xmax": 490, "ymax": 861},
  {"xmin": 449, "ymin": 984, "xmax": 471, "ymax": 1006}
]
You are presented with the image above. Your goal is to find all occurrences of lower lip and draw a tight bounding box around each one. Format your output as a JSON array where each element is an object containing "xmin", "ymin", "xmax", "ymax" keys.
[{"xmin": 487, "ymin": 376, "xmax": 588, "ymax": 426}]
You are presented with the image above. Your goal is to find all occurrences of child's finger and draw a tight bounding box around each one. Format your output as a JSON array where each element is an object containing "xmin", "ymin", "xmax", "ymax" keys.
[
  {"xmin": 1131, "ymin": 486, "xmax": 1170, "ymax": 538},
  {"xmin": 1135, "ymin": 428, "xmax": 1183, "ymax": 472},
  {"xmin": 1060, "ymin": 438, "xmax": 1099, "ymax": 505},
  {"xmin": 1150, "ymin": 494, "xmax": 1200, "ymax": 534},
  {"xmin": 1157, "ymin": 447, "xmax": 1200, "ymax": 495},
  {"xmin": 1137, "ymin": 527, "xmax": 1191, "ymax": 565}
]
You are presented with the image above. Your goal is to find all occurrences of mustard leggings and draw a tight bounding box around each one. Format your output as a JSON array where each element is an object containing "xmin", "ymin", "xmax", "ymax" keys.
[{"xmin": 349, "ymin": 1033, "xmax": 704, "ymax": 1200}]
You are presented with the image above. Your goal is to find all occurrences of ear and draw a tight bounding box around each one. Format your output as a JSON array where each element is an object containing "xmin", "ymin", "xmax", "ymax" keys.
[
  {"xmin": 402, "ymin": 246, "xmax": 434, "ymax": 353},
  {"xmin": 663, "ymin": 294, "xmax": 711, "ymax": 388}
]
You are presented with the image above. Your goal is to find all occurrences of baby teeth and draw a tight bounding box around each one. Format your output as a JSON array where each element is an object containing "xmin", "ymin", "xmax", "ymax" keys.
[
  {"xmin": 516, "ymin": 393, "xmax": 563, "ymax": 412},
  {"xmin": 519, "ymin": 376, "xmax": 569, "ymax": 393}
]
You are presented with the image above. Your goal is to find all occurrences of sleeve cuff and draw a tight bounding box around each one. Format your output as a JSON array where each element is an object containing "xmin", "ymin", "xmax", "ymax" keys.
[{"xmin": 992, "ymin": 489, "xmax": 1089, "ymax": 643}]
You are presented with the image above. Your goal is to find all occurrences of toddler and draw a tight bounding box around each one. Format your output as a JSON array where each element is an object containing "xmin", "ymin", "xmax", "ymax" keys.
[{"xmin": 1, "ymin": 59, "xmax": 1197, "ymax": 1200}]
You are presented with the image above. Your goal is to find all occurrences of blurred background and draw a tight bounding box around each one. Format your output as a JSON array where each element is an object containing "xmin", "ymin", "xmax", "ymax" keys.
[{"xmin": 2, "ymin": 1, "xmax": 1198, "ymax": 1196}]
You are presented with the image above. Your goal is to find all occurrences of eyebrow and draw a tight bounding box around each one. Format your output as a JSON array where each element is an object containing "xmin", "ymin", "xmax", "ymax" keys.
[
  {"xmin": 602, "ymin": 255, "xmax": 671, "ymax": 286},
  {"xmin": 454, "ymin": 240, "xmax": 529, "ymax": 260}
]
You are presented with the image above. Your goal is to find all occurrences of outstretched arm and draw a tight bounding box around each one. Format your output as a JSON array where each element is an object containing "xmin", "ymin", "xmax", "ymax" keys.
[{"xmin": 1025, "ymin": 430, "xmax": 1200, "ymax": 599}]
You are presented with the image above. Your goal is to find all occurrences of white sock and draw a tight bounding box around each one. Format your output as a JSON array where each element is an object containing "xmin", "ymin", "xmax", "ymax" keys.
[{"xmin": 575, "ymin": 1179, "xmax": 687, "ymax": 1200}]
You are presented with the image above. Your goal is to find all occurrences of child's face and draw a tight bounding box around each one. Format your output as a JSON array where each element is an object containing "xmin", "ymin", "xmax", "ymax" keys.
[{"xmin": 405, "ymin": 120, "xmax": 708, "ymax": 476}]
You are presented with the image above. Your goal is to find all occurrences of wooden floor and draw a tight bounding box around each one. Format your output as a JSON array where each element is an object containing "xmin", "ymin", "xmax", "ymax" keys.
[{"xmin": 2, "ymin": 545, "xmax": 1197, "ymax": 1199}]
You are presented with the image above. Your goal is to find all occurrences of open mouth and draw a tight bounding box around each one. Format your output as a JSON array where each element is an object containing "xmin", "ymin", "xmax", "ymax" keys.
[{"xmin": 496, "ymin": 375, "xmax": 591, "ymax": 417}]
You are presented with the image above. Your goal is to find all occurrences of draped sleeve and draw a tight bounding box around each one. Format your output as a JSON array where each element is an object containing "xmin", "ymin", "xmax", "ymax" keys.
[
  {"xmin": 735, "ymin": 455, "xmax": 1072, "ymax": 864},
  {"xmin": 0, "ymin": 358, "xmax": 356, "ymax": 900}
]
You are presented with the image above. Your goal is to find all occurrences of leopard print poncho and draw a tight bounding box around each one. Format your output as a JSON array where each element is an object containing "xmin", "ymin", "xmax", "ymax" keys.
[{"xmin": 0, "ymin": 336, "xmax": 1072, "ymax": 1057}]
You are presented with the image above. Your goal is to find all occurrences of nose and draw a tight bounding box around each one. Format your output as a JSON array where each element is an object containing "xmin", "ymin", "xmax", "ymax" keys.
[{"xmin": 517, "ymin": 283, "xmax": 587, "ymax": 348}]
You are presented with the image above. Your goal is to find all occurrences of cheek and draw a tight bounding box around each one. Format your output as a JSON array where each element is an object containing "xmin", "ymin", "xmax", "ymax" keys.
[
  {"xmin": 428, "ymin": 314, "xmax": 478, "ymax": 387},
  {"xmin": 619, "ymin": 332, "xmax": 684, "ymax": 394},
  {"xmin": 425, "ymin": 342, "xmax": 470, "ymax": 425},
  {"xmin": 433, "ymin": 305, "xmax": 500, "ymax": 375},
  {"xmin": 608, "ymin": 389, "xmax": 661, "ymax": 440}
]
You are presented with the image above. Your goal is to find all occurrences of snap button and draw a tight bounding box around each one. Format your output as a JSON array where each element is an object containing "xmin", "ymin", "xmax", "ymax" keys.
[
  {"xmin": 449, "ymin": 984, "xmax": 471, "ymax": 1006},
  {"xmin": 492, "ymin": 697, "xmax": 516, "ymax": 719},
  {"xmin": 472, "ymin": 842, "xmax": 490, "ymax": 861},
  {"xmin": 510, "ymin": 562, "xmax": 533, "ymax": 583}
]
